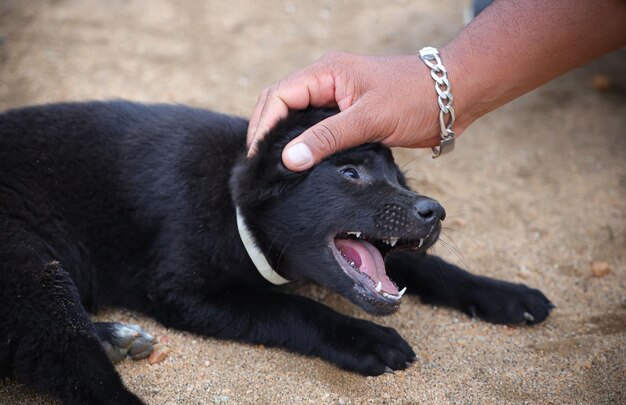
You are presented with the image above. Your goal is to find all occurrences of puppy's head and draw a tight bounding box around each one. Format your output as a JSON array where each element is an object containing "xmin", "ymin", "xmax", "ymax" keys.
[{"xmin": 231, "ymin": 108, "xmax": 445, "ymax": 315}]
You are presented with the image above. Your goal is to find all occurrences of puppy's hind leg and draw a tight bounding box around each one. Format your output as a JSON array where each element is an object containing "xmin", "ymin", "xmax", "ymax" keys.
[
  {"xmin": 0, "ymin": 231, "xmax": 143, "ymax": 405},
  {"xmin": 95, "ymin": 322, "xmax": 157, "ymax": 364}
]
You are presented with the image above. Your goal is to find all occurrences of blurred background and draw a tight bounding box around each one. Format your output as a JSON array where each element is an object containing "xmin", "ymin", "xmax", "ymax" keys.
[
  {"xmin": 0, "ymin": 0, "xmax": 466, "ymax": 112},
  {"xmin": 1, "ymin": 0, "xmax": 624, "ymax": 403}
]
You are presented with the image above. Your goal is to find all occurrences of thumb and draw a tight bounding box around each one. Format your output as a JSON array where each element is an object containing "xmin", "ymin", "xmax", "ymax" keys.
[{"xmin": 281, "ymin": 108, "xmax": 371, "ymax": 171}]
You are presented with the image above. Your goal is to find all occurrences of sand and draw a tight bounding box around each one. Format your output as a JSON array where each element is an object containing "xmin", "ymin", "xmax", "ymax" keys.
[{"xmin": 0, "ymin": 0, "xmax": 624, "ymax": 403}]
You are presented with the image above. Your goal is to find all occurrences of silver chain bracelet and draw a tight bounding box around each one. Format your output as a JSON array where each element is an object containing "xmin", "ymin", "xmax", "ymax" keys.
[{"xmin": 418, "ymin": 46, "xmax": 456, "ymax": 158}]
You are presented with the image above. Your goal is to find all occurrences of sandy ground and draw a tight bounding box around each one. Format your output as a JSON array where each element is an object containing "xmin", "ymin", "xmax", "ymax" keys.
[{"xmin": 0, "ymin": 0, "xmax": 625, "ymax": 404}]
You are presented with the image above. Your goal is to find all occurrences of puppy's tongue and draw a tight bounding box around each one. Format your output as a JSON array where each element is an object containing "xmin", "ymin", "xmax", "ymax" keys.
[{"xmin": 334, "ymin": 238, "xmax": 398, "ymax": 294}]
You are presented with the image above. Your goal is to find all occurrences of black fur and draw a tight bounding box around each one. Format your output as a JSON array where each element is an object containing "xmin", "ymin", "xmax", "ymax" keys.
[{"xmin": 0, "ymin": 101, "xmax": 553, "ymax": 404}]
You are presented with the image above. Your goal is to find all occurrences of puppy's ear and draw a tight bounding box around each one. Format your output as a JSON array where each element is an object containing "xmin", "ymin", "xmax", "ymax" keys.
[{"xmin": 230, "ymin": 108, "xmax": 338, "ymax": 208}]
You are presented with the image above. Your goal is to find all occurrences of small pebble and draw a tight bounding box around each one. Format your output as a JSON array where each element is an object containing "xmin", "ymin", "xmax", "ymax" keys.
[
  {"xmin": 591, "ymin": 73, "xmax": 612, "ymax": 91},
  {"xmin": 591, "ymin": 261, "xmax": 610, "ymax": 277},
  {"xmin": 451, "ymin": 218, "xmax": 467, "ymax": 227},
  {"xmin": 214, "ymin": 394, "xmax": 229, "ymax": 403},
  {"xmin": 148, "ymin": 344, "xmax": 171, "ymax": 365},
  {"xmin": 518, "ymin": 264, "xmax": 530, "ymax": 279}
]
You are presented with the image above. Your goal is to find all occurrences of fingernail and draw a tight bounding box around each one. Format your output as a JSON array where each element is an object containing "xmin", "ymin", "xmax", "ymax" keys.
[{"xmin": 284, "ymin": 143, "xmax": 313, "ymax": 167}]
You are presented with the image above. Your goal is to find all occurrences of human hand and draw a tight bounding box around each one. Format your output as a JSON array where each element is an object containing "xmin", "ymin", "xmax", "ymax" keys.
[
  {"xmin": 249, "ymin": 0, "xmax": 626, "ymax": 172},
  {"xmin": 247, "ymin": 52, "xmax": 453, "ymax": 171}
]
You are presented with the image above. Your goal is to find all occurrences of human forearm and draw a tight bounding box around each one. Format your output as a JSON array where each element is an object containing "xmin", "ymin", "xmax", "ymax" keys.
[{"xmin": 444, "ymin": 0, "xmax": 626, "ymax": 131}]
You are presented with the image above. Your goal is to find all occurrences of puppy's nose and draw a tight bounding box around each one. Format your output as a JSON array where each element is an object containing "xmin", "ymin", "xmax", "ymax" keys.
[{"xmin": 414, "ymin": 199, "xmax": 446, "ymax": 224}]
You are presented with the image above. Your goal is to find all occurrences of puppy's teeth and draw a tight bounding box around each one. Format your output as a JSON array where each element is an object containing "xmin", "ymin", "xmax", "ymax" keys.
[
  {"xmin": 375, "ymin": 282, "xmax": 382, "ymax": 292},
  {"xmin": 356, "ymin": 232, "xmax": 361, "ymax": 238},
  {"xmin": 382, "ymin": 292, "xmax": 399, "ymax": 300},
  {"xmin": 390, "ymin": 237, "xmax": 398, "ymax": 247},
  {"xmin": 418, "ymin": 238, "xmax": 424, "ymax": 248},
  {"xmin": 381, "ymin": 288, "xmax": 406, "ymax": 300}
]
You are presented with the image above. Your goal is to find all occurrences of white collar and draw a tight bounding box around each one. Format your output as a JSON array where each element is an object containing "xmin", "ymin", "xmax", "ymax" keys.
[{"xmin": 235, "ymin": 207, "xmax": 291, "ymax": 285}]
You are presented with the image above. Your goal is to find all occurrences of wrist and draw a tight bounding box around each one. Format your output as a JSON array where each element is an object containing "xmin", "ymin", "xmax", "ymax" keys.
[
  {"xmin": 437, "ymin": 44, "xmax": 479, "ymax": 136},
  {"xmin": 409, "ymin": 55, "xmax": 443, "ymax": 141},
  {"xmin": 416, "ymin": 47, "xmax": 458, "ymax": 157}
]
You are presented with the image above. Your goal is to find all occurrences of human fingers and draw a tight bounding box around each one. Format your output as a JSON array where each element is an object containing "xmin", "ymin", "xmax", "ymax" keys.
[
  {"xmin": 281, "ymin": 105, "xmax": 377, "ymax": 171},
  {"xmin": 246, "ymin": 75, "xmax": 318, "ymax": 158},
  {"xmin": 254, "ymin": 67, "xmax": 339, "ymax": 134},
  {"xmin": 247, "ymin": 54, "xmax": 351, "ymax": 157}
]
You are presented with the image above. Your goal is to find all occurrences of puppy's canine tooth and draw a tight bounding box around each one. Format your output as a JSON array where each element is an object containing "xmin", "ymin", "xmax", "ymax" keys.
[
  {"xmin": 390, "ymin": 237, "xmax": 398, "ymax": 247},
  {"xmin": 398, "ymin": 287, "xmax": 407, "ymax": 297}
]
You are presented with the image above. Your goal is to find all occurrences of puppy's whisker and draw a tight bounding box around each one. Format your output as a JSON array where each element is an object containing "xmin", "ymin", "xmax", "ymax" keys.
[
  {"xmin": 435, "ymin": 240, "xmax": 463, "ymax": 265},
  {"xmin": 437, "ymin": 237, "xmax": 463, "ymax": 262},
  {"xmin": 267, "ymin": 230, "xmax": 284, "ymax": 253},
  {"xmin": 398, "ymin": 157, "xmax": 423, "ymax": 171},
  {"xmin": 441, "ymin": 227, "xmax": 481, "ymax": 246},
  {"xmin": 275, "ymin": 233, "xmax": 297, "ymax": 273},
  {"xmin": 437, "ymin": 237, "xmax": 473, "ymax": 272}
]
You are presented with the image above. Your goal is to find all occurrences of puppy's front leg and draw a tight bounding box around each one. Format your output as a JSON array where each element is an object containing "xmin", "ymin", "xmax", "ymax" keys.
[
  {"xmin": 386, "ymin": 252, "xmax": 554, "ymax": 324},
  {"xmin": 149, "ymin": 290, "xmax": 415, "ymax": 375}
]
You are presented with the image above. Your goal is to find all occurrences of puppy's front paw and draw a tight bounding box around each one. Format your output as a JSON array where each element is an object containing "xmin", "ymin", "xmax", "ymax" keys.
[
  {"xmin": 463, "ymin": 280, "xmax": 554, "ymax": 325},
  {"xmin": 322, "ymin": 318, "xmax": 416, "ymax": 376}
]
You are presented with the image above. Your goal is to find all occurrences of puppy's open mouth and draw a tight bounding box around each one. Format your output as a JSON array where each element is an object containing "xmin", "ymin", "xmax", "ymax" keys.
[{"xmin": 330, "ymin": 231, "xmax": 435, "ymax": 305}]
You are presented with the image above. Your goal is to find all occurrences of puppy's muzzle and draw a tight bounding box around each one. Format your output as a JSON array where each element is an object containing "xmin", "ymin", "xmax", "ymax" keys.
[{"xmin": 375, "ymin": 197, "xmax": 445, "ymax": 234}]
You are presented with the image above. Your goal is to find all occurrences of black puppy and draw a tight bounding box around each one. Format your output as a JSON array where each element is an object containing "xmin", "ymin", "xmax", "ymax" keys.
[{"xmin": 0, "ymin": 102, "xmax": 553, "ymax": 404}]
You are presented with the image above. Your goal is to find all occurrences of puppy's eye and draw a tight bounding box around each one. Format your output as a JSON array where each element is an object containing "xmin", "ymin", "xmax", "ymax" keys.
[{"xmin": 340, "ymin": 167, "xmax": 360, "ymax": 179}]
